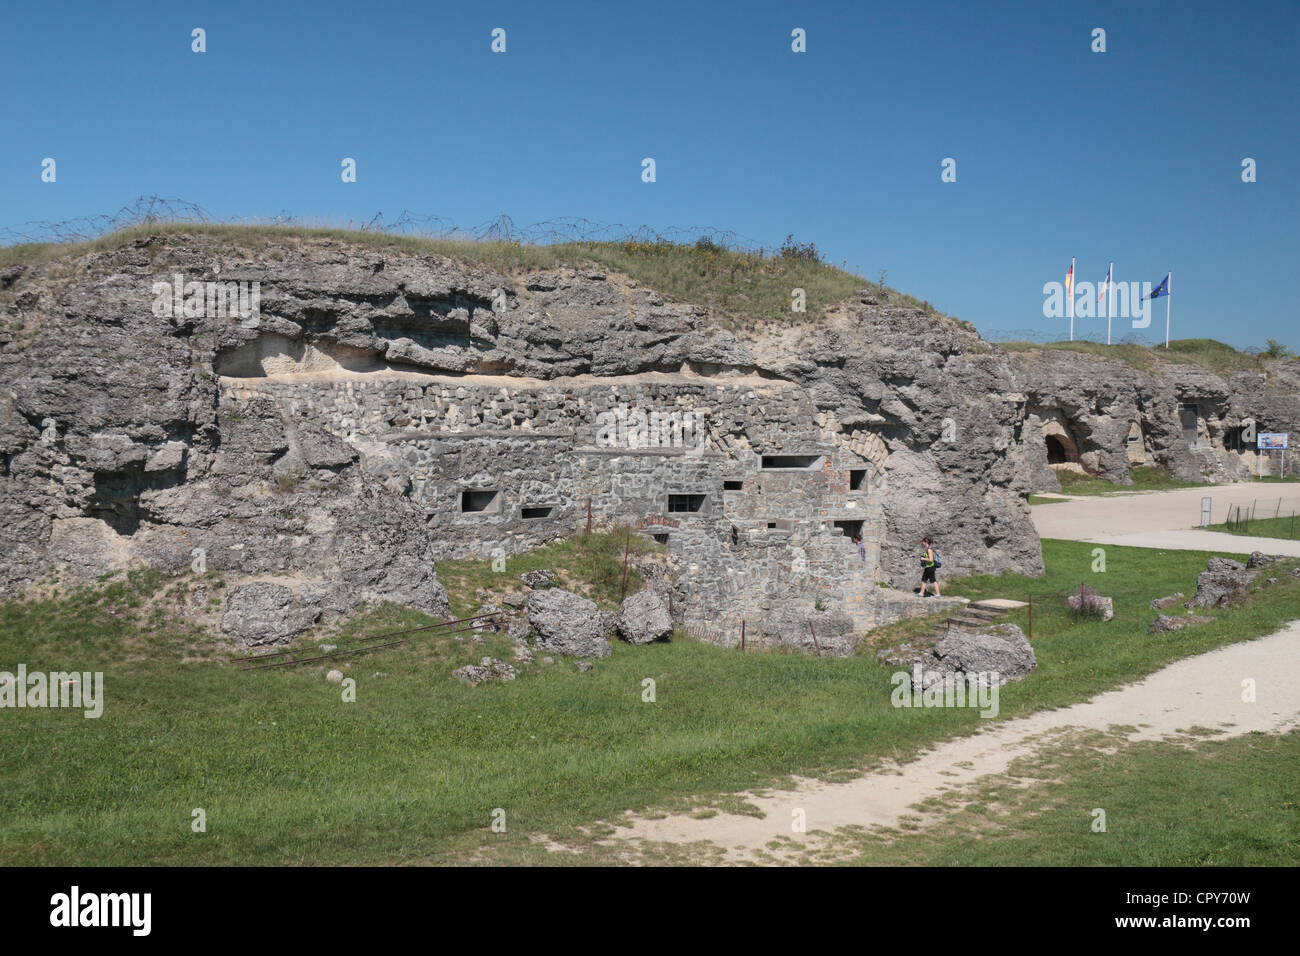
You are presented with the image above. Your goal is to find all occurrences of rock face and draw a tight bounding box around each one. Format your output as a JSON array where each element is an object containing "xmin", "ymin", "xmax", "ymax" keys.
[
  {"xmin": 220, "ymin": 582, "xmax": 320, "ymax": 645},
  {"xmin": 525, "ymin": 588, "xmax": 611, "ymax": 658},
  {"xmin": 617, "ymin": 589, "xmax": 673, "ymax": 645},
  {"xmin": 912, "ymin": 624, "xmax": 1037, "ymax": 689},
  {"xmin": 2, "ymin": 231, "xmax": 1293, "ymax": 651},
  {"xmin": 1012, "ymin": 349, "xmax": 1300, "ymax": 488},
  {"xmin": 1149, "ymin": 613, "xmax": 1213, "ymax": 634},
  {"xmin": 1194, "ymin": 557, "xmax": 1257, "ymax": 607}
]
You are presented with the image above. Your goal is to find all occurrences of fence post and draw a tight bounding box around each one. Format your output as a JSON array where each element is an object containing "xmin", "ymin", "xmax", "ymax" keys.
[
  {"xmin": 808, "ymin": 620, "xmax": 821, "ymax": 656},
  {"xmin": 619, "ymin": 527, "xmax": 631, "ymax": 602},
  {"xmin": 740, "ymin": 619, "xmax": 745, "ymax": 651},
  {"xmin": 586, "ymin": 497, "xmax": 592, "ymax": 534}
]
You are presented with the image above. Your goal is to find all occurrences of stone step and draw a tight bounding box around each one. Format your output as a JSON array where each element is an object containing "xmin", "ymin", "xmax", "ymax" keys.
[
  {"xmin": 970, "ymin": 598, "xmax": 1029, "ymax": 611},
  {"xmin": 946, "ymin": 615, "xmax": 997, "ymax": 628}
]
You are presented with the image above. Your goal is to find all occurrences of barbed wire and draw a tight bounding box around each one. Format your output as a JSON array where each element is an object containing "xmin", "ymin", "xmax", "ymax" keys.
[
  {"xmin": 983, "ymin": 328, "xmax": 1162, "ymax": 347},
  {"xmin": 0, "ymin": 194, "xmax": 774, "ymax": 254}
]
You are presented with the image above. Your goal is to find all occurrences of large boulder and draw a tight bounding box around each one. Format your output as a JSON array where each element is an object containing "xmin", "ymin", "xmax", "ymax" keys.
[
  {"xmin": 221, "ymin": 582, "xmax": 320, "ymax": 645},
  {"xmin": 913, "ymin": 624, "xmax": 1037, "ymax": 689},
  {"xmin": 617, "ymin": 589, "xmax": 672, "ymax": 645},
  {"xmin": 1194, "ymin": 557, "xmax": 1256, "ymax": 607},
  {"xmin": 525, "ymin": 588, "xmax": 611, "ymax": 658}
]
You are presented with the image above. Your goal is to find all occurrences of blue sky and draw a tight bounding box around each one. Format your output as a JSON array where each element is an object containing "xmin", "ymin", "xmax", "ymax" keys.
[{"xmin": 2, "ymin": 0, "xmax": 1296, "ymax": 348}]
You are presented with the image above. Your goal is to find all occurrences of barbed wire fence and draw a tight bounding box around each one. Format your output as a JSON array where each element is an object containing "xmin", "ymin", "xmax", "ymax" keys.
[{"xmin": 0, "ymin": 194, "xmax": 775, "ymax": 255}]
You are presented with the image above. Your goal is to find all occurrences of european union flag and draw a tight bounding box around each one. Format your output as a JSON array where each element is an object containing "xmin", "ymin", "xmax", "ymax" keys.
[{"xmin": 1147, "ymin": 273, "xmax": 1170, "ymax": 299}]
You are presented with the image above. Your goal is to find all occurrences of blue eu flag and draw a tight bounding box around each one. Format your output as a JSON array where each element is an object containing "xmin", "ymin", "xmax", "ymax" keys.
[{"xmin": 1147, "ymin": 274, "xmax": 1170, "ymax": 299}]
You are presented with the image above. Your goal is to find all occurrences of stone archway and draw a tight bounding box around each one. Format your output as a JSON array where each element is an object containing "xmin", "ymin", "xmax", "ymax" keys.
[{"xmin": 1040, "ymin": 419, "xmax": 1080, "ymax": 466}]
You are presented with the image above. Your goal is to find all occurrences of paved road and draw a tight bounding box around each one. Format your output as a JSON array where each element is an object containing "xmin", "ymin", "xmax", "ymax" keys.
[{"xmin": 1032, "ymin": 484, "xmax": 1300, "ymax": 556}]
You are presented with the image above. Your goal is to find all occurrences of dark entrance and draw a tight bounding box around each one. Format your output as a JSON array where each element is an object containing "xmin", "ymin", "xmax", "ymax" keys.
[
  {"xmin": 1045, "ymin": 435, "xmax": 1070, "ymax": 464},
  {"xmin": 833, "ymin": 519, "xmax": 864, "ymax": 539}
]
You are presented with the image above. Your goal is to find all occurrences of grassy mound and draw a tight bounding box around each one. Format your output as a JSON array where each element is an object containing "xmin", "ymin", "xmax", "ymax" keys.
[{"xmin": 0, "ymin": 221, "xmax": 945, "ymax": 331}]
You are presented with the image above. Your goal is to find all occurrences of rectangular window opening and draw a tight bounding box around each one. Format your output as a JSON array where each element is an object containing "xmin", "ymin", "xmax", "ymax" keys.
[
  {"xmin": 460, "ymin": 490, "xmax": 501, "ymax": 513},
  {"xmin": 849, "ymin": 469, "xmax": 867, "ymax": 491},
  {"xmin": 723, "ymin": 480, "xmax": 743, "ymax": 491},
  {"xmin": 668, "ymin": 494, "xmax": 706, "ymax": 513},
  {"xmin": 833, "ymin": 519, "xmax": 865, "ymax": 539},
  {"xmin": 521, "ymin": 506, "xmax": 553, "ymax": 519},
  {"xmin": 651, "ymin": 532, "xmax": 670, "ymax": 544},
  {"xmin": 761, "ymin": 454, "xmax": 822, "ymax": 470}
]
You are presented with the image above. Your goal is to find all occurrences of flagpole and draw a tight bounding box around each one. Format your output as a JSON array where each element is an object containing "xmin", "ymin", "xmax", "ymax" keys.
[
  {"xmin": 1107, "ymin": 260, "xmax": 1113, "ymax": 346},
  {"xmin": 1164, "ymin": 271, "xmax": 1172, "ymax": 348},
  {"xmin": 1069, "ymin": 256, "xmax": 1075, "ymax": 341}
]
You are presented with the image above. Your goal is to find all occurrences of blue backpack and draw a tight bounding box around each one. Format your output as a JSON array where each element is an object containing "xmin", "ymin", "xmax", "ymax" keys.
[{"xmin": 932, "ymin": 550, "xmax": 942, "ymax": 569}]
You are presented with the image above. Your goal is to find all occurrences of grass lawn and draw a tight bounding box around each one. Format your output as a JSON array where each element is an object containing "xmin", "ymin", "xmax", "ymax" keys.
[
  {"xmin": 831, "ymin": 728, "xmax": 1300, "ymax": 866},
  {"xmin": 1053, "ymin": 465, "xmax": 1208, "ymax": 496},
  {"xmin": 1028, "ymin": 495, "xmax": 1068, "ymax": 505},
  {"xmin": 1, "ymin": 538, "xmax": 1296, "ymax": 865},
  {"xmin": 1206, "ymin": 511, "xmax": 1300, "ymax": 540}
]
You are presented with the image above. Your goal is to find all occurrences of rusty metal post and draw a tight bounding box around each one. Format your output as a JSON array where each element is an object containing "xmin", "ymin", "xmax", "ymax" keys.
[
  {"xmin": 741, "ymin": 619, "xmax": 745, "ymax": 651},
  {"xmin": 619, "ymin": 527, "xmax": 631, "ymax": 602},
  {"xmin": 808, "ymin": 620, "xmax": 821, "ymax": 656},
  {"xmin": 586, "ymin": 497, "xmax": 592, "ymax": 534}
]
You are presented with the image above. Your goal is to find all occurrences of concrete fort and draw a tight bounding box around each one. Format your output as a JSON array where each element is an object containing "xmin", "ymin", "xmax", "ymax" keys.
[{"xmin": 2, "ymin": 231, "xmax": 1293, "ymax": 652}]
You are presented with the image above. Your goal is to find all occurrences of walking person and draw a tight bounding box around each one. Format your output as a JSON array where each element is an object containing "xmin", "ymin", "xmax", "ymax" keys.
[{"xmin": 919, "ymin": 536, "xmax": 941, "ymax": 598}]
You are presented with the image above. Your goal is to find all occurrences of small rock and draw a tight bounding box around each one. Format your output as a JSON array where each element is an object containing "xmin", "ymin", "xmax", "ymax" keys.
[
  {"xmin": 514, "ymin": 644, "xmax": 534, "ymax": 664},
  {"xmin": 1246, "ymin": 551, "xmax": 1276, "ymax": 569},
  {"xmin": 520, "ymin": 569, "xmax": 556, "ymax": 589},
  {"xmin": 1148, "ymin": 613, "xmax": 1213, "ymax": 634},
  {"xmin": 576, "ymin": 661, "xmax": 594, "ymax": 672},
  {"xmin": 1149, "ymin": 593, "xmax": 1184, "ymax": 610},
  {"xmin": 542, "ymin": 656, "xmax": 554, "ymax": 664},
  {"xmin": 318, "ymin": 643, "xmax": 338, "ymax": 652},
  {"xmin": 326, "ymin": 669, "xmax": 344, "ymax": 683}
]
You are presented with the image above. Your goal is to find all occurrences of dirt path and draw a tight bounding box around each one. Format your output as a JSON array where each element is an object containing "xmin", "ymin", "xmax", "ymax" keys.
[
  {"xmin": 594, "ymin": 621, "xmax": 1300, "ymax": 864},
  {"xmin": 1032, "ymin": 484, "xmax": 1300, "ymax": 540}
]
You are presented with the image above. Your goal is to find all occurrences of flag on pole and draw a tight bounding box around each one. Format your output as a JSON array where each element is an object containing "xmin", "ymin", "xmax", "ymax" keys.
[
  {"xmin": 1147, "ymin": 273, "xmax": 1170, "ymax": 299},
  {"xmin": 1065, "ymin": 262, "xmax": 1074, "ymax": 295},
  {"xmin": 1098, "ymin": 263, "xmax": 1112, "ymax": 303}
]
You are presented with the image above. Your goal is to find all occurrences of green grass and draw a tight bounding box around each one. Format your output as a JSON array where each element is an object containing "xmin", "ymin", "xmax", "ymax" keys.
[
  {"xmin": 1053, "ymin": 465, "xmax": 1207, "ymax": 495},
  {"xmin": 0, "ymin": 221, "xmax": 949, "ymax": 333},
  {"xmin": 1028, "ymin": 495, "xmax": 1068, "ymax": 505},
  {"xmin": 833, "ymin": 729, "xmax": 1300, "ymax": 865},
  {"xmin": 1, "ymin": 538, "xmax": 1296, "ymax": 865},
  {"xmin": 436, "ymin": 528, "xmax": 664, "ymax": 619},
  {"xmin": 1001, "ymin": 337, "xmax": 1290, "ymax": 376},
  {"xmin": 1207, "ymin": 510, "xmax": 1300, "ymax": 540}
]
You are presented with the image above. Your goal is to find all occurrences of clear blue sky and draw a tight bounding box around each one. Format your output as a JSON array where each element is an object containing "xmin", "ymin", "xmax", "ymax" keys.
[{"xmin": 2, "ymin": 0, "xmax": 1296, "ymax": 348}]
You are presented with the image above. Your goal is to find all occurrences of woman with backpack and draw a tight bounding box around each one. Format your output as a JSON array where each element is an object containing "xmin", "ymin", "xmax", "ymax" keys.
[{"xmin": 919, "ymin": 536, "xmax": 942, "ymax": 598}]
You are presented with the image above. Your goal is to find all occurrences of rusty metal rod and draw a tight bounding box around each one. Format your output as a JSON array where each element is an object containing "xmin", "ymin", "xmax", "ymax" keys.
[
  {"xmin": 808, "ymin": 620, "xmax": 821, "ymax": 656},
  {"xmin": 241, "ymin": 640, "xmax": 407, "ymax": 671},
  {"xmin": 362, "ymin": 610, "xmax": 517, "ymax": 642},
  {"xmin": 619, "ymin": 527, "xmax": 631, "ymax": 602}
]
